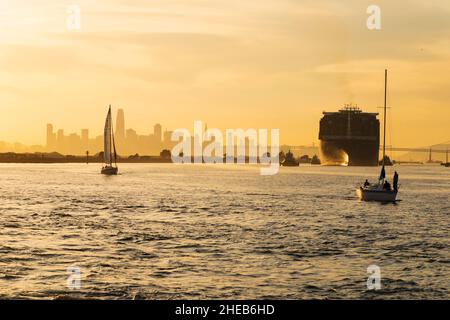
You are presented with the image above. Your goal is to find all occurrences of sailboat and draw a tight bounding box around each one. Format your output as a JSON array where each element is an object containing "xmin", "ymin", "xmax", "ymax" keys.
[
  {"xmin": 356, "ymin": 70, "xmax": 398, "ymax": 202},
  {"xmin": 101, "ymin": 105, "xmax": 119, "ymax": 175}
]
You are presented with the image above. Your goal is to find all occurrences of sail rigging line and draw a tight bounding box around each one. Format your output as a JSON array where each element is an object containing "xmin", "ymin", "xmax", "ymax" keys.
[
  {"xmin": 109, "ymin": 106, "xmax": 113, "ymax": 165},
  {"xmin": 378, "ymin": 69, "xmax": 388, "ymax": 183},
  {"xmin": 111, "ymin": 109, "xmax": 118, "ymax": 167},
  {"xmin": 382, "ymin": 69, "xmax": 387, "ymax": 167}
]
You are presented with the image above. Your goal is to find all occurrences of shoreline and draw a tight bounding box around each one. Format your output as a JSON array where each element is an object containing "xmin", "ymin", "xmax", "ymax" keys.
[
  {"xmin": 0, "ymin": 153, "xmax": 172, "ymax": 164},
  {"xmin": 0, "ymin": 158, "xmax": 173, "ymax": 164}
]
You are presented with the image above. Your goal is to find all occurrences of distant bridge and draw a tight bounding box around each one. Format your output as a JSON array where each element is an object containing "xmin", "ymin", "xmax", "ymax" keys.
[
  {"xmin": 379, "ymin": 147, "xmax": 448, "ymax": 154},
  {"xmin": 286, "ymin": 146, "xmax": 448, "ymax": 154}
]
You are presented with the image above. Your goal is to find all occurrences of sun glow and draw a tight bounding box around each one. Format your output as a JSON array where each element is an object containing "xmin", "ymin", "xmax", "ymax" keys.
[{"xmin": 342, "ymin": 152, "xmax": 349, "ymax": 167}]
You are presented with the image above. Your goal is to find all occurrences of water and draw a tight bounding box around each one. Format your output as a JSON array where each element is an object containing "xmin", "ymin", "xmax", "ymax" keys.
[{"xmin": 0, "ymin": 163, "xmax": 448, "ymax": 299}]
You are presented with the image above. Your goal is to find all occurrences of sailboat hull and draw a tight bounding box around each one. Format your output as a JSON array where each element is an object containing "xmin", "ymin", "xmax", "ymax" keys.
[
  {"xmin": 101, "ymin": 166, "xmax": 118, "ymax": 175},
  {"xmin": 356, "ymin": 187, "xmax": 397, "ymax": 202}
]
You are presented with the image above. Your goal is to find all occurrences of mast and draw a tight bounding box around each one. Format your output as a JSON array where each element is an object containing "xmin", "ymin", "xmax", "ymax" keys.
[
  {"xmin": 382, "ymin": 69, "xmax": 387, "ymax": 167},
  {"xmin": 109, "ymin": 105, "xmax": 113, "ymax": 165}
]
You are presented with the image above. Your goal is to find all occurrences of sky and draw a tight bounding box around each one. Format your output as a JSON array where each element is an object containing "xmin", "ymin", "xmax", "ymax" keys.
[{"xmin": 0, "ymin": 0, "xmax": 449, "ymax": 147}]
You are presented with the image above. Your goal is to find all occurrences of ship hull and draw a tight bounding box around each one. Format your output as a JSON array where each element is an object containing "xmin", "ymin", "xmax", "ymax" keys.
[{"xmin": 321, "ymin": 140, "xmax": 379, "ymax": 166}]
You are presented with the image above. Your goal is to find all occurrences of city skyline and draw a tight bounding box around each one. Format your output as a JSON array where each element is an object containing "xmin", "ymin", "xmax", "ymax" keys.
[
  {"xmin": 0, "ymin": 105, "xmax": 447, "ymax": 162},
  {"xmin": 44, "ymin": 108, "xmax": 175, "ymax": 156},
  {"xmin": 0, "ymin": 100, "xmax": 447, "ymax": 157}
]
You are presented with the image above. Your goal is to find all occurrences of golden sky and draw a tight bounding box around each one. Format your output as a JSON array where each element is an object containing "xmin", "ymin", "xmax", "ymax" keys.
[{"xmin": 0, "ymin": 0, "xmax": 449, "ymax": 147}]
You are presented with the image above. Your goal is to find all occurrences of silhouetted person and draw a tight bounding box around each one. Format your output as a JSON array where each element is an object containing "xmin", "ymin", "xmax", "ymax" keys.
[
  {"xmin": 393, "ymin": 171, "xmax": 399, "ymax": 191},
  {"xmin": 364, "ymin": 179, "xmax": 370, "ymax": 187},
  {"xmin": 383, "ymin": 180, "xmax": 391, "ymax": 191}
]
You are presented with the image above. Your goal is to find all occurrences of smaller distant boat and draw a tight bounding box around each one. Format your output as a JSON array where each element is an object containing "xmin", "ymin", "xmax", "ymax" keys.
[
  {"xmin": 441, "ymin": 149, "xmax": 449, "ymax": 167},
  {"xmin": 101, "ymin": 105, "xmax": 118, "ymax": 175},
  {"xmin": 311, "ymin": 154, "xmax": 321, "ymax": 165},
  {"xmin": 281, "ymin": 150, "xmax": 299, "ymax": 167},
  {"xmin": 298, "ymin": 155, "xmax": 311, "ymax": 164}
]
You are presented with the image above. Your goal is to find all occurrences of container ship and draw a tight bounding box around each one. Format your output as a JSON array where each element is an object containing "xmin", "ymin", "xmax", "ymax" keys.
[{"xmin": 319, "ymin": 105, "xmax": 380, "ymax": 166}]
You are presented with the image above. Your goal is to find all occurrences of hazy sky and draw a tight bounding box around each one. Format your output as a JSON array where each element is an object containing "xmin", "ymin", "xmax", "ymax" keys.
[{"xmin": 0, "ymin": 0, "xmax": 449, "ymax": 147}]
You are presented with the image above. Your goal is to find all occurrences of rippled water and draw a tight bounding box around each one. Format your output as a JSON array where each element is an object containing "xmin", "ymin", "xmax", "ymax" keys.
[{"xmin": 0, "ymin": 163, "xmax": 448, "ymax": 299}]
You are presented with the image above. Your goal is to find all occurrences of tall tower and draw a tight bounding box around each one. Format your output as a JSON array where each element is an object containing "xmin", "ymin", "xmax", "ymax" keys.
[
  {"xmin": 46, "ymin": 124, "xmax": 56, "ymax": 150},
  {"xmin": 154, "ymin": 123, "xmax": 162, "ymax": 142},
  {"xmin": 56, "ymin": 129, "xmax": 65, "ymax": 153},
  {"xmin": 116, "ymin": 109, "xmax": 125, "ymax": 141},
  {"xmin": 81, "ymin": 129, "xmax": 89, "ymax": 151}
]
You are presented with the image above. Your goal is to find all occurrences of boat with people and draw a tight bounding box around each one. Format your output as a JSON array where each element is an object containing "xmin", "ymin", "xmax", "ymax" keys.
[
  {"xmin": 101, "ymin": 105, "xmax": 119, "ymax": 175},
  {"xmin": 311, "ymin": 154, "xmax": 321, "ymax": 165},
  {"xmin": 356, "ymin": 70, "xmax": 398, "ymax": 202},
  {"xmin": 357, "ymin": 169, "xmax": 398, "ymax": 202}
]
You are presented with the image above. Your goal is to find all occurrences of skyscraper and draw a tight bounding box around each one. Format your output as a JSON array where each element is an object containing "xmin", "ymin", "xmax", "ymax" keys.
[
  {"xmin": 81, "ymin": 129, "xmax": 89, "ymax": 151},
  {"xmin": 116, "ymin": 109, "xmax": 125, "ymax": 141},
  {"xmin": 126, "ymin": 128, "xmax": 138, "ymax": 155},
  {"xmin": 46, "ymin": 124, "xmax": 56, "ymax": 150},
  {"xmin": 154, "ymin": 123, "xmax": 162, "ymax": 142},
  {"xmin": 56, "ymin": 129, "xmax": 65, "ymax": 153},
  {"xmin": 163, "ymin": 129, "xmax": 172, "ymax": 145}
]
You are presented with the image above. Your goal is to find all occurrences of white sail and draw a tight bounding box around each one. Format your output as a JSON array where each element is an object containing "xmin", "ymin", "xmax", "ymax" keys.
[{"xmin": 104, "ymin": 107, "xmax": 112, "ymax": 165}]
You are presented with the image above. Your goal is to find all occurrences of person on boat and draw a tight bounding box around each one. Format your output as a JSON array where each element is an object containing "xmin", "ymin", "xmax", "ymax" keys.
[
  {"xmin": 393, "ymin": 171, "xmax": 399, "ymax": 191},
  {"xmin": 364, "ymin": 179, "xmax": 370, "ymax": 187},
  {"xmin": 383, "ymin": 180, "xmax": 391, "ymax": 191}
]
